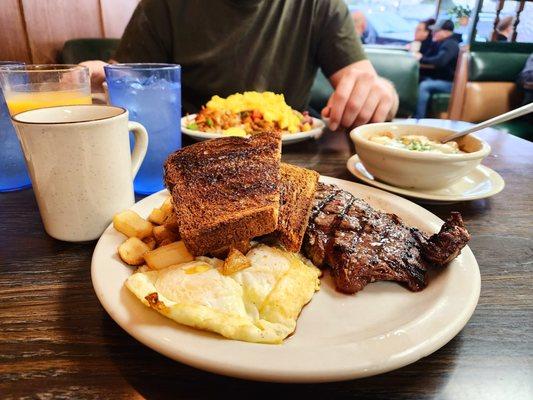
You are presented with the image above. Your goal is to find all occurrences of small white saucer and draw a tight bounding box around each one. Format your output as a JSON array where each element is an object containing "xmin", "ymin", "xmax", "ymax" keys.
[{"xmin": 347, "ymin": 154, "xmax": 505, "ymax": 203}]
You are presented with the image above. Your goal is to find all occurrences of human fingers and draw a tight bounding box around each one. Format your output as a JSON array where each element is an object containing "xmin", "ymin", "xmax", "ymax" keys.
[
  {"xmin": 371, "ymin": 96, "xmax": 394, "ymax": 123},
  {"xmin": 353, "ymin": 90, "xmax": 381, "ymax": 126},
  {"xmin": 327, "ymin": 69, "xmax": 359, "ymax": 131},
  {"xmin": 339, "ymin": 72, "xmax": 374, "ymax": 128}
]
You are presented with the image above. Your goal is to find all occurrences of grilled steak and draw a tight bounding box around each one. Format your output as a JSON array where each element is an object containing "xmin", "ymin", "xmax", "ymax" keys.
[{"xmin": 303, "ymin": 183, "xmax": 470, "ymax": 294}]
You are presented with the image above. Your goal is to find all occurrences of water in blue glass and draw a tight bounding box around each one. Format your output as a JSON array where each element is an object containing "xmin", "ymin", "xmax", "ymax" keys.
[
  {"xmin": 105, "ymin": 65, "xmax": 181, "ymax": 195},
  {"xmin": 0, "ymin": 63, "xmax": 31, "ymax": 192}
]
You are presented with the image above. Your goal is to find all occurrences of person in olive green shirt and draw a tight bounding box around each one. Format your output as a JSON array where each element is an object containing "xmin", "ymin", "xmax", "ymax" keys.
[{"xmin": 83, "ymin": 0, "xmax": 398, "ymax": 130}]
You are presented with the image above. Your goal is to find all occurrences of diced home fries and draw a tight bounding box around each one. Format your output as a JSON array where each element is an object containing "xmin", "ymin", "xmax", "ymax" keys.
[
  {"xmin": 160, "ymin": 197, "xmax": 174, "ymax": 215},
  {"xmin": 153, "ymin": 225, "xmax": 180, "ymax": 245},
  {"xmin": 144, "ymin": 240, "xmax": 194, "ymax": 270},
  {"xmin": 148, "ymin": 208, "xmax": 167, "ymax": 225},
  {"xmin": 118, "ymin": 237, "xmax": 151, "ymax": 265},
  {"xmin": 220, "ymin": 248, "xmax": 251, "ymax": 275},
  {"xmin": 113, "ymin": 210, "xmax": 153, "ymax": 239},
  {"xmin": 142, "ymin": 236, "xmax": 157, "ymax": 250},
  {"xmin": 114, "ymin": 197, "xmax": 247, "ymax": 277}
]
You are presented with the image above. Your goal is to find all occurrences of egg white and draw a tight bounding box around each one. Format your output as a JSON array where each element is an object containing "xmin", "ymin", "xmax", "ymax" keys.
[{"xmin": 125, "ymin": 245, "xmax": 321, "ymax": 344}]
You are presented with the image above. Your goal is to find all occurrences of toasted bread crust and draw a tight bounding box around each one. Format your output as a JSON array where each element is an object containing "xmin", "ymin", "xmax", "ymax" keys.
[
  {"xmin": 164, "ymin": 132, "xmax": 281, "ymax": 256},
  {"xmin": 276, "ymin": 163, "xmax": 319, "ymax": 252},
  {"xmin": 182, "ymin": 206, "xmax": 277, "ymax": 256}
]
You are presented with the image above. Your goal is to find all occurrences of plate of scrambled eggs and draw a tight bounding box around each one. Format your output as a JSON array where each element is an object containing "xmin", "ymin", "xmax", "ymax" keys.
[
  {"xmin": 91, "ymin": 177, "xmax": 480, "ymax": 383},
  {"xmin": 181, "ymin": 91, "xmax": 325, "ymax": 144}
]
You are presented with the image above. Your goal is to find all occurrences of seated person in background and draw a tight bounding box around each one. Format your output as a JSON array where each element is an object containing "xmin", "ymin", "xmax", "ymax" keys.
[
  {"xmin": 408, "ymin": 18, "xmax": 436, "ymax": 56},
  {"xmin": 495, "ymin": 16, "xmax": 514, "ymax": 42},
  {"xmin": 517, "ymin": 53, "xmax": 533, "ymax": 122},
  {"xmin": 352, "ymin": 10, "xmax": 376, "ymax": 45},
  {"xmin": 413, "ymin": 20, "xmax": 460, "ymax": 119},
  {"xmin": 82, "ymin": 0, "xmax": 398, "ymax": 130}
]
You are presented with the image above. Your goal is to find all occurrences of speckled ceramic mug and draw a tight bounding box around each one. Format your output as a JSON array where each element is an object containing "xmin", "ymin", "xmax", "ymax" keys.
[{"xmin": 11, "ymin": 105, "xmax": 148, "ymax": 242}]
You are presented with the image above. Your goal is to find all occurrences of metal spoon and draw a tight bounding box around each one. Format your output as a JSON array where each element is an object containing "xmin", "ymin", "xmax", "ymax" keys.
[{"xmin": 440, "ymin": 102, "xmax": 533, "ymax": 143}]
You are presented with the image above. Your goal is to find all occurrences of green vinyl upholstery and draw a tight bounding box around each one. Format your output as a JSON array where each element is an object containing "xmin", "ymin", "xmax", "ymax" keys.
[
  {"xmin": 365, "ymin": 49, "xmax": 419, "ymax": 116},
  {"xmin": 309, "ymin": 48, "xmax": 419, "ymax": 118},
  {"xmin": 468, "ymin": 51, "xmax": 530, "ymax": 82},
  {"xmin": 61, "ymin": 38, "xmax": 120, "ymax": 64},
  {"xmin": 466, "ymin": 50, "xmax": 531, "ymax": 141},
  {"xmin": 429, "ymin": 93, "xmax": 450, "ymax": 117}
]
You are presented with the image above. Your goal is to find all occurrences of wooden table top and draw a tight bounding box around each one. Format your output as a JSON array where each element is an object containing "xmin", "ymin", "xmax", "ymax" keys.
[{"xmin": 1, "ymin": 121, "xmax": 532, "ymax": 399}]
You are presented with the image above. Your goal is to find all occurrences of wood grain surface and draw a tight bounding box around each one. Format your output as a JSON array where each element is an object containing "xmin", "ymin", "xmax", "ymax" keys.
[
  {"xmin": 21, "ymin": 0, "xmax": 104, "ymax": 63},
  {"xmin": 1, "ymin": 122, "xmax": 532, "ymax": 399},
  {"xmin": 0, "ymin": 0, "xmax": 32, "ymax": 63},
  {"xmin": 100, "ymin": 0, "xmax": 139, "ymax": 38},
  {"xmin": 0, "ymin": 0, "xmax": 138, "ymax": 63}
]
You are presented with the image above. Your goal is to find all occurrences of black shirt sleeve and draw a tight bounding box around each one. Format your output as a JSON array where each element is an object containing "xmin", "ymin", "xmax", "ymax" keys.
[
  {"xmin": 114, "ymin": 0, "xmax": 173, "ymax": 63},
  {"xmin": 313, "ymin": 0, "xmax": 366, "ymax": 78}
]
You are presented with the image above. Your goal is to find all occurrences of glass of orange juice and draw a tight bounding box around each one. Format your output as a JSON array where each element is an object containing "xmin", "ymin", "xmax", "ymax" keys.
[{"xmin": 0, "ymin": 64, "xmax": 91, "ymax": 115}]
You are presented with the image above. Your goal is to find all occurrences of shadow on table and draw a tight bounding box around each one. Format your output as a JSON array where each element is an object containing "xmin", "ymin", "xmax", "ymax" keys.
[{"xmin": 98, "ymin": 314, "xmax": 464, "ymax": 400}]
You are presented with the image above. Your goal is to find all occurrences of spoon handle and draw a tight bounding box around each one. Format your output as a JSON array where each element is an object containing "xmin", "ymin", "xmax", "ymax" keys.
[{"xmin": 441, "ymin": 102, "xmax": 533, "ymax": 143}]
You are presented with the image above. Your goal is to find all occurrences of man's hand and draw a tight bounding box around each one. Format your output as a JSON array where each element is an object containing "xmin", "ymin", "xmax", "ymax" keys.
[
  {"xmin": 79, "ymin": 60, "xmax": 108, "ymax": 92},
  {"xmin": 322, "ymin": 60, "xmax": 398, "ymax": 131}
]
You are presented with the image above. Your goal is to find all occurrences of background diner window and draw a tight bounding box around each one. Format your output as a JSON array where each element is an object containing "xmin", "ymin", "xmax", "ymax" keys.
[
  {"xmin": 470, "ymin": 0, "xmax": 533, "ymax": 43},
  {"xmin": 345, "ymin": 0, "xmax": 436, "ymax": 45},
  {"xmin": 345, "ymin": 0, "xmax": 532, "ymax": 46}
]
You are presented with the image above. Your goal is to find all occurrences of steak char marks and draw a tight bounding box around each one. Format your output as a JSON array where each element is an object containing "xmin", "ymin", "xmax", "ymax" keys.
[{"xmin": 303, "ymin": 183, "xmax": 470, "ymax": 294}]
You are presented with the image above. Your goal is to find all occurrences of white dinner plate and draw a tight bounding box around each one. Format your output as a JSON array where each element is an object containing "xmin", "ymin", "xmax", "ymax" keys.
[
  {"xmin": 181, "ymin": 114, "xmax": 325, "ymax": 144},
  {"xmin": 347, "ymin": 154, "xmax": 505, "ymax": 204},
  {"xmin": 91, "ymin": 176, "xmax": 480, "ymax": 383}
]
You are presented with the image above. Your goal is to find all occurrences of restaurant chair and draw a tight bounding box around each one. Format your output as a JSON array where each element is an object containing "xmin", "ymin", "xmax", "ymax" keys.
[{"xmin": 61, "ymin": 38, "xmax": 120, "ymax": 64}]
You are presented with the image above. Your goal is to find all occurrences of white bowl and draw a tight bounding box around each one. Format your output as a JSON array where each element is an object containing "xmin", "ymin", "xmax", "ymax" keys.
[{"xmin": 350, "ymin": 123, "xmax": 491, "ymax": 190}]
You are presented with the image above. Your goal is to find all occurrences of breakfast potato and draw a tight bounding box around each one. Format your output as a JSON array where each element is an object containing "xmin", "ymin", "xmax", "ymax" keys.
[
  {"xmin": 144, "ymin": 240, "xmax": 194, "ymax": 270},
  {"xmin": 148, "ymin": 208, "xmax": 167, "ymax": 225},
  {"xmin": 153, "ymin": 225, "xmax": 180, "ymax": 245},
  {"xmin": 161, "ymin": 196, "xmax": 174, "ymax": 215},
  {"xmin": 220, "ymin": 248, "xmax": 251, "ymax": 275},
  {"xmin": 113, "ymin": 210, "xmax": 153, "ymax": 239},
  {"xmin": 142, "ymin": 236, "xmax": 157, "ymax": 250},
  {"xmin": 163, "ymin": 213, "xmax": 181, "ymax": 234},
  {"xmin": 118, "ymin": 237, "xmax": 151, "ymax": 266}
]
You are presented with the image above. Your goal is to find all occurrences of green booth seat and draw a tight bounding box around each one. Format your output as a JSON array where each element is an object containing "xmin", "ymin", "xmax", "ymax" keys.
[
  {"xmin": 61, "ymin": 38, "xmax": 120, "ymax": 64},
  {"xmin": 468, "ymin": 51, "xmax": 530, "ymax": 82},
  {"xmin": 429, "ymin": 93, "xmax": 450, "ymax": 118},
  {"xmin": 456, "ymin": 48, "xmax": 532, "ymax": 142},
  {"xmin": 309, "ymin": 48, "xmax": 419, "ymax": 118}
]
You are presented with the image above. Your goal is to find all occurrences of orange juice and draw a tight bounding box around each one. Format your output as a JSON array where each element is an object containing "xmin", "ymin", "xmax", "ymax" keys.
[{"xmin": 6, "ymin": 89, "xmax": 92, "ymax": 115}]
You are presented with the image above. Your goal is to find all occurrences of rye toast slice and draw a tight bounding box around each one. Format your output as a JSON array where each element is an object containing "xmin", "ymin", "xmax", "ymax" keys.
[
  {"xmin": 164, "ymin": 132, "xmax": 281, "ymax": 256},
  {"xmin": 276, "ymin": 163, "xmax": 319, "ymax": 252}
]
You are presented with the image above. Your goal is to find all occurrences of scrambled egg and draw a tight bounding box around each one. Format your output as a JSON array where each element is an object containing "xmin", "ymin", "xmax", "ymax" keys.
[
  {"xmin": 222, "ymin": 126, "xmax": 247, "ymax": 137},
  {"xmin": 125, "ymin": 245, "xmax": 321, "ymax": 344},
  {"xmin": 206, "ymin": 91, "xmax": 302, "ymax": 133}
]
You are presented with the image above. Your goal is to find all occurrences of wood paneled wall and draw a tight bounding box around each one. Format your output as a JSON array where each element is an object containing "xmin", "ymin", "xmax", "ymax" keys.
[
  {"xmin": 0, "ymin": 0, "xmax": 32, "ymax": 62},
  {"xmin": 0, "ymin": 0, "xmax": 139, "ymax": 64}
]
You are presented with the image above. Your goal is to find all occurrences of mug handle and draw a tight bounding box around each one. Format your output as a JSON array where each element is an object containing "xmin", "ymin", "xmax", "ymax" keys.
[{"xmin": 128, "ymin": 121, "xmax": 149, "ymax": 178}]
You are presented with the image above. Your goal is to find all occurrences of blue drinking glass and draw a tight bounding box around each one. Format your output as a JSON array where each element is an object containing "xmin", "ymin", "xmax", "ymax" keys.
[
  {"xmin": 104, "ymin": 64, "xmax": 181, "ymax": 195},
  {"xmin": 0, "ymin": 61, "xmax": 31, "ymax": 192}
]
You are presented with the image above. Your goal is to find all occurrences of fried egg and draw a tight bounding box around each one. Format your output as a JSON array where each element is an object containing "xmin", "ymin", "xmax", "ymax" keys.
[{"xmin": 125, "ymin": 245, "xmax": 321, "ymax": 344}]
